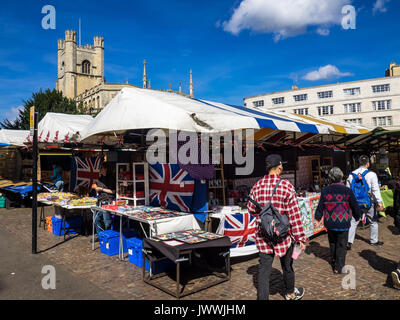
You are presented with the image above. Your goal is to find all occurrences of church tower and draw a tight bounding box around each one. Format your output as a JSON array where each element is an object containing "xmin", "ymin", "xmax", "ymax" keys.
[{"xmin": 56, "ymin": 30, "xmax": 104, "ymax": 99}]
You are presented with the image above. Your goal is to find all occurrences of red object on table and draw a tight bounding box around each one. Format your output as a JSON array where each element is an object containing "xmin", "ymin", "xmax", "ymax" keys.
[{"xmin": 136, "ymin": 191, "xmax": 145, "ymax": 198}]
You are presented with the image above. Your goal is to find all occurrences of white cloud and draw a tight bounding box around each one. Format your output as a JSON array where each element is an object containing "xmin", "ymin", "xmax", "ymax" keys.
[
  {"xmin": 222, "ymin": 0, "xmax": 352, "ymax": 41},
  {"xmin": 373, "ymin": 0, "xmax": 390, "ymax": 14},
  {"xmin": 4, "ymin": 106, "xmax": 23, "ymax": 121},
  {"xmin": 302, "ymin": 65, "xmax": 353, "ymax": 81}
]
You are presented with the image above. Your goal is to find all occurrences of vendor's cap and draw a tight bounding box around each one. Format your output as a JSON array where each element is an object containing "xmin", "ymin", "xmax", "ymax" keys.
[{"xmin": 266, "ymin": 154, "xmax": 287, "ymax": 169}]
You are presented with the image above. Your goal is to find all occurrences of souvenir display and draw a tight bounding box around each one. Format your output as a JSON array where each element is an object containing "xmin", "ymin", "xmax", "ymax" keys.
[
  {"xmin": 198, "ymin": 232, "xmax": 225, "ymax": 240},
  {"xmin": 37, "ymin": 192, "xmax": 96, "ymax": 208},
  {"xmin": 175, "ymin": 235, "xmax": 207, "ymax": 244},
  {"xmin": 163, "ymin": 240, "xmax": 185, "ymax": 247}
]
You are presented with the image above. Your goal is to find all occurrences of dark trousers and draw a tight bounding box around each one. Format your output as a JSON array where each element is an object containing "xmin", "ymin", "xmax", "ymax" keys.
[
  {"xmin": 327, "ymin": 230, "xmax": 349, "ymax": 272},
  {"xmin": 258, "ymin": 245, "xmax": 294, "ymax": 300}
]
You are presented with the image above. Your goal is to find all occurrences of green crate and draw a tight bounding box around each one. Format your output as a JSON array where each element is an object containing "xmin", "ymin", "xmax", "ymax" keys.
[{"xmin": 0, "ymin": 197, "xmax": 6, "ymax": 209}]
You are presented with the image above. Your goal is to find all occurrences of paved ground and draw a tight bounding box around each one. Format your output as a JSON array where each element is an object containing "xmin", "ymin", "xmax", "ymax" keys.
[
  {"xmin": 0, "ymin": 226, "xmax": 114, "ymax": 300},
  {"xmin": 0, "ymin": 206, "xmax": 400, "ymax": 300}
]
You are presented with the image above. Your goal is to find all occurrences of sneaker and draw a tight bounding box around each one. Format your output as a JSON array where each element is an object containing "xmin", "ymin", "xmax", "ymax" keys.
[
  {"xmin": 347, "ymin": 243, "xmax": 352, "ymax": 251},
  {"xmin": 391, "ymin": 270, "xmax": 400, "ymax": 290},
  {"xmin": 285, "ymin": 287, "xmax": 305, "ymax": 300},
  {"xmin": 370, "ymin": 241, "xmax": 384, "ymax": 246}
]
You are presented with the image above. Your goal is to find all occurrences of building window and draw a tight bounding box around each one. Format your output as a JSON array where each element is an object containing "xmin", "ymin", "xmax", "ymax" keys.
[
  {"xmin": 82, "ymin": 60, "xmax": 91, "ymax": 74},
  {"xmin": 373, "ymin": 116, "xmax": 393, "ymax": 127},
  {"xmin": 343, "ymin": 88, "xmax": 361, "ymax": 96},
  {"xmin": 372, "ymin": 84, "xmax": 390, "ymax": 93},
  {"xmin": 317, "ymin": 91, "xmax": 333, "ymax": 99},
  {"xmin": 344, "ymin": 103, "xmax": 361, "ymax": 113},
  {"xmin": 317, "ymin": 105, "xmax": 334, "ymax": 116},
  {"xmin": 294, "ymin": 108, "xmax": 309, "ymax": 115},
  {"xmin": 345, "ymin": 119, "xmax": 362, "ymax": 125},
  {"xmin": 272, "ymin": 97, "xmax": 285, "ymax": 105},
  {"xmin": 253, "ymin": 100, "xmax": 264, "ymax": 107},
  {"xmin": 294, "ymin": 94, "xmax": 308, "ymax": 102},
  {"xmin": 372, "ymin": 100, "xmax": 391, "ymax": 111}
]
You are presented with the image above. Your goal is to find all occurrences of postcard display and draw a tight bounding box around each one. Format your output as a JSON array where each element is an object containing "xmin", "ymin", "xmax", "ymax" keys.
[{"xmin": 297, "ymin": 195, "xmax": 326, "ymax": 238}]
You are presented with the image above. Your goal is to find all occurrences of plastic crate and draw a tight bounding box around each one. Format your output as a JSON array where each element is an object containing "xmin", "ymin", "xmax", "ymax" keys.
[
  {"xmin": 51, "ymin": 216, "xmax": 82, "ymax": 236},
  {"xmin": 46, "ymin": 216, "xmax": 53, "ymax": 233},
  {"xmin": 0, "ymin": 197, "xmax": 6, "ymax": 208},
  {"xmin": 98, "ymin": 229, "xmax": 139, "ymax": 256},
  {"xmin": 126, "ymin": 237, "xmax": 175, "ymax": 274},
  {"xmin": 98, "ymin": 230, "xmax": 122, "ymax": 256}
]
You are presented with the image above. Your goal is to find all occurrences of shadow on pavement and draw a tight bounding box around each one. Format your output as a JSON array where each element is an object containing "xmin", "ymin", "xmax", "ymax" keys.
[
  {"xmin": 247, "ymin": 265, "xmax": 285, "ymax": 298},
  {"xmin": 37, "ymin": 234, "xmax": 80, "ymax": 254},
  {"xmin": 304, "ymin": 241, "xmax": 331, "ymax": 264},
  {"xmin": 387, "ymin": 225, "xmax": 400, "ymax": 236},
  {"xmin": 359, "ymin": 249, "xmax": 398, "ymax": 288}
]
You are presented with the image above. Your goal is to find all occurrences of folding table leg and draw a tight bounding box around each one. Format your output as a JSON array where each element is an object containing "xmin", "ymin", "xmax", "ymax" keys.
[{"xmin": 176, "ymin": 261, "xmax": 180, "ymax": 299}]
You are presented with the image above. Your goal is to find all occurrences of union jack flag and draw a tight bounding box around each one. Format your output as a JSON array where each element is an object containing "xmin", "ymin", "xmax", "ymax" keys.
[
  {"xmin": 223, "ymin": 212, "xmax": 257, "ymax": 248},
  {"xmin": 149, "ymin": 163, "xmax": 194, "ymax": 212},
  {"xmin": 70, "ymin": 156, "xmax": 101, "ymax": 192}
]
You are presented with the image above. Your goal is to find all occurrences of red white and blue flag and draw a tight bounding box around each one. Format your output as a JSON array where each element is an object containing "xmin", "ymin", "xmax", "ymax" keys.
[
  {"xmin": 223, "ymin": 212, "xmax": 257, "ymax": 248},
  {"xmin": 70, "ymin": 156, "xmax": 101, "ymax": 192},
  {"xmin": 149, "ymin": 163, "xmax": 195, "ymax": 212}
]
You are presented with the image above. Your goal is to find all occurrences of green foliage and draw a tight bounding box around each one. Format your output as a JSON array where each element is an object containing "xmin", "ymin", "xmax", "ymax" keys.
[{"xmin": 0, "ymin": 89, "xmax": 85, "ymax": 129}]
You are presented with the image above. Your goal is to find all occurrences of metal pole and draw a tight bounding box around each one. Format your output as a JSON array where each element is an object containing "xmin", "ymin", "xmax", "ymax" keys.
[
  {"xmin": 294, "ymin": 132, "xmax": 297, "ymax": 189},
  {"xmin": 32, "ymin": 109, "xmax": 38, "ymax": 254}
]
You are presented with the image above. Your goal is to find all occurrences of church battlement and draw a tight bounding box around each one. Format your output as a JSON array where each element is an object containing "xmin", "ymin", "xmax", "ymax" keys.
[
  {"xmin": 65, "ymin": 30, "xmax": 77, "ymax": 42},
  {"xmin": 57, "ymin": 39, "xmax": 65, "ymax": 50},
  {"xmin": 94, "ymin": 36, "xmax": 104, "ymax": 48}
]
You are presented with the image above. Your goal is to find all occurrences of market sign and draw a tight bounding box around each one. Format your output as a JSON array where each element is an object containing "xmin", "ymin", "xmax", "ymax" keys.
[{"xmin": 30, "ymin": 106, "xmax": 35, "ymax": 137}]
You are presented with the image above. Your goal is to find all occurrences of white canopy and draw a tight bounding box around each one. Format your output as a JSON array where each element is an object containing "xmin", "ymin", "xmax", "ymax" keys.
[
  {"xmin": 0, "ymin": 129, "xmax": 29, "ymax": 147},
  {"xmin": 80, "ymin": 87, "xmax": 333, "ymax": 143},
  {"xmin": 37, "ymin": 113, "xmax": 93, "ymax": 143}
]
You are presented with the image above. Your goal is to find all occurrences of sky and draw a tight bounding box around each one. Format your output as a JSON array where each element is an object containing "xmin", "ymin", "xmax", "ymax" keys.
[{"xmin": 0, "ymin": 0, "xmax": 399, "ymax": 123}]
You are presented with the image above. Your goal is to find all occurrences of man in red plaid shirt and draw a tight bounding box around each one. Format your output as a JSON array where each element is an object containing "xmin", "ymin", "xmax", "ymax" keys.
[{"xmin": 248, "ymin": 154, "xmax": 308, "ymax": 300}]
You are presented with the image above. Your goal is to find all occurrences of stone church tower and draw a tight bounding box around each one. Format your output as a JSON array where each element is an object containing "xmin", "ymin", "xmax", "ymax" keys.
[
  {"xmin": 56, "ymin": 29, "xmax": 194, "ymax": 113},
  {"xmin": 56, "ymin": 30, "xmax": 104, "ymax": 99}
]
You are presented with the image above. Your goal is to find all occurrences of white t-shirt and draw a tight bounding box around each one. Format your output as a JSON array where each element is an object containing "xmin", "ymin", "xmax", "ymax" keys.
[{"xmin": 346, "ymin": 166, "xmax": 382, "ymax": 204}]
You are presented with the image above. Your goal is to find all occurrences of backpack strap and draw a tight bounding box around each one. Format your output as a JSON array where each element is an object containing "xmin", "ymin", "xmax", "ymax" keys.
[
  {"xmin": 361, "ymin": 170, "xmax": 370, "ymax": 178},
  {"xmin": 247, "ymin": 178, "xmax": 284, "ymax": 209},
  {"xmin": 271, "ymin": 178, "xmax": 284, "ymax": 198}
]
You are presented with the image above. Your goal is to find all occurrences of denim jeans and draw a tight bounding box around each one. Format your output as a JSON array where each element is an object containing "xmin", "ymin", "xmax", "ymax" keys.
[
  {"xmin": 55, "ymin": 180, "xmax": 64, "ymax": 192},
  {"xmin": 258, "ymin": 245, "xmax": 295, "ymax": 300},
  {"xmin": 94, "ymin": 210, "xmax": 112, "ymax": 234}
]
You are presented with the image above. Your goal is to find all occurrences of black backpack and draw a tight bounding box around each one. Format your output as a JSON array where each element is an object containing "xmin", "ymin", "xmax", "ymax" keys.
[{"xmin": 248, "ymin": 178, "xmax": 290, "ymax": 243}]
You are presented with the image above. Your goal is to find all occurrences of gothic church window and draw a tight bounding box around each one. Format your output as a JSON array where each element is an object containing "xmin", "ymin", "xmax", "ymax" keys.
[{"xmin": 82, "ymin": 60, "xmax": 91, "ymax": 74}]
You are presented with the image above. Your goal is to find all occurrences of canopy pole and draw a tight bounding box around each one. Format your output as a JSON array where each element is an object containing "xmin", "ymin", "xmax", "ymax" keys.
[
  {"xmin": 294, "ymin": 132, "xmax": 297, "ymax": 189},
  {"xmin": 32, "ymin": 109, "xmax": 38, "ymax": 254}
]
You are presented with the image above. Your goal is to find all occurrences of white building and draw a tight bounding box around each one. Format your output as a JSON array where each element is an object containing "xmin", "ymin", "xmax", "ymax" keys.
[{"xmin": 244, "ymin": 64, "xmax": 400, "ymax": 130}]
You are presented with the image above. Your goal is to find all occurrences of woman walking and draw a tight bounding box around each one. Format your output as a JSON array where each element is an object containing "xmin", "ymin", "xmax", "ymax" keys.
[{"xmin": 315, "ymin": 167, "xmax": 361, "ymax": 274}]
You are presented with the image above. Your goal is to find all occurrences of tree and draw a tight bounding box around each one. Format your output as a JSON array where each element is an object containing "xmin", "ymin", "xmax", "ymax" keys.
[{"xmin": 0, "ymin": 89, "xmax": 86, "ymax": 129}]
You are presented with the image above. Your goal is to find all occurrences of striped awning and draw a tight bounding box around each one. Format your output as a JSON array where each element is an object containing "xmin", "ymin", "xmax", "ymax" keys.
[{"xmin": 80, "ymin": 87, "xmax": 361, "ymax": 144}]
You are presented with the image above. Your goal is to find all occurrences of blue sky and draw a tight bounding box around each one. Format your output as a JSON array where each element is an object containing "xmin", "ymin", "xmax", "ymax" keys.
[{"xmin": 0, "ymin": 0, "xmax": 399, "ymax": 122}]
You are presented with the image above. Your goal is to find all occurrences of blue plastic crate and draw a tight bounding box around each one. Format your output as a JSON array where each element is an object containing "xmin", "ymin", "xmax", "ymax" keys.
[
  {"xmin": 51, "ymin": 216, "xmax": 82, "ymax": 236},
  {"xmin": 126, "ymin": 237, "xmax": 174, "ymax": 274},
  {"xmin": 98, "ymin": 230, "xmax": 121, "ymax": 256}
]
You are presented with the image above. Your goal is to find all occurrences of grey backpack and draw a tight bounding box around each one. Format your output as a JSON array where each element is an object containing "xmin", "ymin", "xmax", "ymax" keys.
[{"xmin": 248, "ymin": 178, "xmax": 290, "ymax": 243}]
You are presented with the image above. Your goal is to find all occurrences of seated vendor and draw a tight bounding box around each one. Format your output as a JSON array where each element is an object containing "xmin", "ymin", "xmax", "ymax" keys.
[
  {"xmin": 51, "ymin": 163, "xmax": 64, "ymax": 192},
  {"xmin": 92, "ymin": 162, "xmax": 116, "ymax": 242}
]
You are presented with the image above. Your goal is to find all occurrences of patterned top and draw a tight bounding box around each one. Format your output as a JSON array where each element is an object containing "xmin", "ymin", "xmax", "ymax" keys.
[
  {"xmin": 247, "ymin": 175, "xmax": 308, "ymax": 257},
  {"xmin": 315, "ymin": 183, "xmax": 361, "ymax": 231}
]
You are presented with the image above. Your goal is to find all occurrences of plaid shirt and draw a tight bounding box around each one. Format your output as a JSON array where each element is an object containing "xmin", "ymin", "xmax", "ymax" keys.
[{"xmin": 247, "ymin": 174, "xmax": 308, "ymax": 257}]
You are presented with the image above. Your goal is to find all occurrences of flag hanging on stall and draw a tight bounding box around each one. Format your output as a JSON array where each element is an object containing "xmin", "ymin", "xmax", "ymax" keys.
[
  {"xmin": 70, "ymin": 156, "xmax": 101, "ymax": 192},
  {"xmin": 222, "ymin": 212, "xmax": 257, "ymax": 248},
  {"xmin": 149, "ymin": 163, "xmax": 195, "ymax": 212}
]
